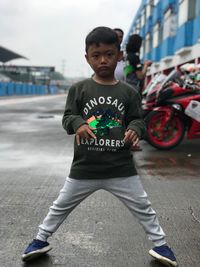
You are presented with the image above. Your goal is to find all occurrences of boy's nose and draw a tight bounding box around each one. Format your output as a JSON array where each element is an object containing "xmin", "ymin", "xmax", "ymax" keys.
[{"xmin": 100, "ymin": 55, "xmax": 107, "ymax": 63}]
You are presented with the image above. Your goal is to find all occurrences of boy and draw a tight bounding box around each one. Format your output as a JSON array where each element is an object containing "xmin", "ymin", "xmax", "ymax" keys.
[{"xmin": 22, "ymin": 26, "xmax": 177, "ymax": 266}]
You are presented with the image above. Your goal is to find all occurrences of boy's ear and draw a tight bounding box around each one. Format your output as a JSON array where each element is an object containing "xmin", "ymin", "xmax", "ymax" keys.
[
  {"xmin": 85, "ymin": 54, "xmax": 89, "ymax": 62},
  {"xmin": 118, "ymin": 51, "xmax": 124, "ymax": 61}
]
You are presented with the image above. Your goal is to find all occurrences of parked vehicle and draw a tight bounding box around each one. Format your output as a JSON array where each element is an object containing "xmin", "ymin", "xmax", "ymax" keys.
[
  {"xmin": 142, "ymin": 73, "xmax": 166, "ymax": 98},
  {"xmin": 142, "ymin": 69, "xmax": 200, "ymax": 150}
]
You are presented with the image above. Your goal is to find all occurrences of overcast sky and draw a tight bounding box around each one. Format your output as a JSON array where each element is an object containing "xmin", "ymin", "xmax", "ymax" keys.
[{"xmin": 0, "ymin": 0, "xmax": 141, "ymax": 77}]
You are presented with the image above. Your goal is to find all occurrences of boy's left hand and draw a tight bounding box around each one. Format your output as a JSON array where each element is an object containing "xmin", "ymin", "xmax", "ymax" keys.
[{"xmin": 123, "ymin": 129, "xmax": 139, "ymax": 146}]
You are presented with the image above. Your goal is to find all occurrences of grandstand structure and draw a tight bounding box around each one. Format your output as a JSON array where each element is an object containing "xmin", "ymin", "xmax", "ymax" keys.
[
  {"xmin": 123, "ymin": 0, "xmax": 200, "ymax": 78},
  {"xmin": 0, "ymin": 65, "xmax": 55, "ymax": 83},
  {"xmin": 0, "ymin": 46, "xmax": 67, "ymax": 96}
]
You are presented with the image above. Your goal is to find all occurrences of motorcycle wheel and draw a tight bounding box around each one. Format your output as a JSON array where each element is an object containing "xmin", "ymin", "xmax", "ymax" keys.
[{"xmin": 145, "ymin": 111, "xmax": 185, "ymax": 150}]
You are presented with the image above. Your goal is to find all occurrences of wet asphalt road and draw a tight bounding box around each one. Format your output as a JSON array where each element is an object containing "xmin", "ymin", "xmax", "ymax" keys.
[{"xmin": 0, "ymin": 95, "xmax": 200, "ymax": 267}]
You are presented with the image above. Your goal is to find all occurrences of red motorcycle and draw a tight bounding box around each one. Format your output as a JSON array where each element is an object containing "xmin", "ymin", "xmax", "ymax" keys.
[{"xmin": 143, "ymin": 69, "xmax": 200, "ymax": 150}]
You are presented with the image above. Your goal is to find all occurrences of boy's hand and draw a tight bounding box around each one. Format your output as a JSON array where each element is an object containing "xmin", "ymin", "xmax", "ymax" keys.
[
  {"xmin": 76, "ymin": 124, "xmax": 96, "ymax": 145},
  {"xmin": 123, "ymin": 129, "xmax": 139, "ymax": 146}
]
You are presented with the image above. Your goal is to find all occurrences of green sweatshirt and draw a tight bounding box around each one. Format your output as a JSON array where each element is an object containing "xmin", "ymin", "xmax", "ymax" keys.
[{"xmin": 62, "ymin": 78, "xmax": 145, "ymax": 179}]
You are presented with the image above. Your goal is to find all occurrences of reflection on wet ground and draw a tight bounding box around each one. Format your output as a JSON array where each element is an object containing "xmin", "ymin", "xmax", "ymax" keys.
[{"xmin": 134, "ymin": 140, "xmax": 200, "ymax": 180}]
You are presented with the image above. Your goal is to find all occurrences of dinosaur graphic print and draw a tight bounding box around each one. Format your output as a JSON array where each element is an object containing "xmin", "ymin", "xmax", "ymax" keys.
[{"xmin": 87, "ymin": 108, "xmax": 122, "ymax": 137}]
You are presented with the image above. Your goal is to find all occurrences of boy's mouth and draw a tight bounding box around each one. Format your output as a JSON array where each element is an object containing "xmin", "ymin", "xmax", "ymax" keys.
[{"xmin": 98, "ymin": 66, "xmax": 109, "ymax": 72}]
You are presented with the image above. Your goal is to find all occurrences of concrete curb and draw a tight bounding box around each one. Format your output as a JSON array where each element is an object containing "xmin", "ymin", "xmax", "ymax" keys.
[{"xmin": 0, "ymin": 94, "xmax": 66, "ymax": 106}]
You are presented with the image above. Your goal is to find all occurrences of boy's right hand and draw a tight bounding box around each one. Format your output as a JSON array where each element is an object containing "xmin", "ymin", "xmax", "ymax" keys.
[{"xmin": 76, "ymin": 124, "xmax": 96, "ymax": 145}]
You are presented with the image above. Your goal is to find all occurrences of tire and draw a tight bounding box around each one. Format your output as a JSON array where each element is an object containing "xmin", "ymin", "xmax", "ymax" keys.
[{"xmin": 145, "ymin": 111, "xmax": 185, "ymax": 150}]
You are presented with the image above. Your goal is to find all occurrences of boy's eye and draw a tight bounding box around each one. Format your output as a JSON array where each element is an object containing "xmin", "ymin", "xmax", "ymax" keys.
[
  {"xmin": 92, "ymin": 54, "xmax": 99, "ymax": 58},
  {"xmin": 107, "ymin": 52, "xmax": 114, "ymax": 57},
  {"xmin": 91, "ymin": 51, "xmax": 115, "ymax": 59}
]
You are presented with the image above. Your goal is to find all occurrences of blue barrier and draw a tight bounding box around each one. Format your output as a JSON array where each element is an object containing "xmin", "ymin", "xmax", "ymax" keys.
[
  {"xmin": 0, "ymin": 82, "xmax": 58, "ymax": 97},
  {"xmin": 41, "ymin": 85, "xmax": 46, "ymax": 94},
  {"xmin": 7, "ymin": 82, "xmax": 15, "ymax": 95},
  {"xmin": 0, "ymin": 82, "xmax": 7, "ymax": 96},
  {"xmin": 32, "ymin": 84, "xmax": 36, "ymax": 94},
  {"xmin": 15, "ymin": 83, "xmax": 20, "ymax": 95},
  {"xmin": 27, "ymin": 84, "xmax": 32, "ymax": 95},
  {"xmin": 22, "ymin": 84, "xmax": 27, "ymax": 95},
  {"xmin": 49, "ymin": 85, "xmax": 58, "ymax": 94}
]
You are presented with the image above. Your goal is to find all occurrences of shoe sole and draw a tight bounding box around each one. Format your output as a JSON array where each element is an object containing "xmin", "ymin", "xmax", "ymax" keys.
[
  {"xmin": 22, "ymin": 245, "xmax": 52, "ymax": 262},
  {"xmin": 149, "ymin": 249, "xmax": 178, "ymax": 267}
]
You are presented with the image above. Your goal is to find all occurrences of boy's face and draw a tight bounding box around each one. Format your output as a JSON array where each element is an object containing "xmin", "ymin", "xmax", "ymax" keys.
[{"xmin": 85, "ymin": 43, "xmax": 122, "ymax": 79}]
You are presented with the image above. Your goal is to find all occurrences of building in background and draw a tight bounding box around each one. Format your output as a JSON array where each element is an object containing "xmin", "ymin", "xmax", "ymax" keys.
[{"xmin": 123, "ymin": 0, "xmax": 200, "ymax": 80}]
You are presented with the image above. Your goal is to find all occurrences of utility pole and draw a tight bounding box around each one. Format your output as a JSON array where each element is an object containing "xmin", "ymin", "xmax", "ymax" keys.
[{"xmin": 61, "ymin": 59, "xmax": 66, "ymax": 77}]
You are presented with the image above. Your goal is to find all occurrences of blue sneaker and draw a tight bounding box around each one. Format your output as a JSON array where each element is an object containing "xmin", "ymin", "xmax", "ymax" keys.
[
  {"xmin": 22, "ymin": 239, "xmax": 52, "ymax": 261},
  {"xmin": 149, "ymin": 245, "xmax": 178, "ymax": 266}
]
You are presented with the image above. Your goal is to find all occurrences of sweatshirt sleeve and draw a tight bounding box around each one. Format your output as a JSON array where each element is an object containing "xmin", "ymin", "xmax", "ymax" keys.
[
  {"xmin": 62, "ymin": 85, "xmax": 87, "ymax": 135},
  {"xmin": 126, "ymin": 89, "xmax": 146, "ymax": 138}
]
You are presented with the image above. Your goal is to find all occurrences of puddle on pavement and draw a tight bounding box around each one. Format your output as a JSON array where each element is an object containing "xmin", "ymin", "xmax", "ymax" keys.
[
  {"xmin": 1, "ymin": 149, "xmax": 72, "ymax": 169},
  {"xmin": 0, "ymin": 143, "xmax": 13, "ymax": 149},
  {"xmin": 37, "ymin": 115, "xmax": 55, "ymax": 119},
  {"xmin": 0, "ymin": 113, "xmax": 62, "ymax": 133},
  {"xmin": 136, "ymin": 156, "xmax": 199, "ymax": 180},
  {"xmin": 35, "ymin": 114, "xmax": 62, "ymax": 121}
]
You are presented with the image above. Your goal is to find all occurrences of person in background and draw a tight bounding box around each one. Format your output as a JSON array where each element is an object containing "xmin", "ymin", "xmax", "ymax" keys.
[
  {"xmin": 125, "ymin": 34, "xmax": 152, "ymax": 95},
  {"xmin": 125, "ymin": 34, "xmax": 152, "ymax": 151},
  {"xmin": 21, "ymin": 26, "xmax": 177, "ymax": 267},
  {"xmin": 113, "ymin": 28, "xmax": 125, "ymax": 81}
]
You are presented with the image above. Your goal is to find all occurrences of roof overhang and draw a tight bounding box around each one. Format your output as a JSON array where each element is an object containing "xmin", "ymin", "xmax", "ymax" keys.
[{"xmin": 0, "ymin": 45, "xmax": 28, "ymax": 63}]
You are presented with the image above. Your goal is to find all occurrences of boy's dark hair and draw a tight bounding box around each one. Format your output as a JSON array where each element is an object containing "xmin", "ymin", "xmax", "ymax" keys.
[
  {"xmin": 85, "ymin": 26, "xmax": 120, "ymax": 52},
  {"xmin": 126, "ymin": 34, "xmax": 143, "ymax": 54}
]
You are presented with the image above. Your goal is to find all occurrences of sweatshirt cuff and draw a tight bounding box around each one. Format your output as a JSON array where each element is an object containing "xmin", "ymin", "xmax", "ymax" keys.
[{"xmin": 71, "ymin": 117, "xmax": 87, "ymax": 132}]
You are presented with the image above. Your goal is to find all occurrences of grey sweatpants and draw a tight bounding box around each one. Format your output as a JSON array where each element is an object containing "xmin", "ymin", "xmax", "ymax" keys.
[{"xmin": 37, "ymin": 175, "xmax": 166, "ymax": 246}]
